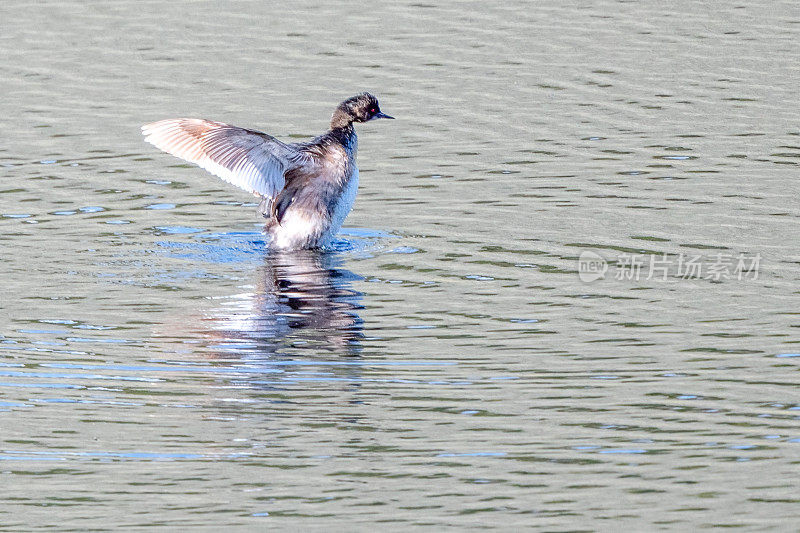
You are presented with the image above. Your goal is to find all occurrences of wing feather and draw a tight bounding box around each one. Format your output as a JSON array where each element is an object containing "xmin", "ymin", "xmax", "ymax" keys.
[{"xmin": 141, "ymin": 118, "xmax": 310, "ymax": 200}]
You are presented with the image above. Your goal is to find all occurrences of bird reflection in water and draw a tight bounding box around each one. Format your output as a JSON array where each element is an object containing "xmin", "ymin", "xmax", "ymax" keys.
[{"xmin": 205, "ymin": 250, "xmax": 363, "ymax": 358}]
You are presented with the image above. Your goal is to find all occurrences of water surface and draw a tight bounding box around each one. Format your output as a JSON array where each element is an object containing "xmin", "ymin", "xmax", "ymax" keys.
[{"xmin": 1, "ymin": 0, "xmax": 799, "ymax": 530}]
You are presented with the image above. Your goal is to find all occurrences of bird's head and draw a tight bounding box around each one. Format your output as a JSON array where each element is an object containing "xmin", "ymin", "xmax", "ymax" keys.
[{"xmin": 331, "ymin": 92, "xmax": 394, "ymax": 129}]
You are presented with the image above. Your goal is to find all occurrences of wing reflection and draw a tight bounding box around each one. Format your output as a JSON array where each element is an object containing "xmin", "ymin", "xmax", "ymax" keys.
[{"xmin": 206, "ymin": 251, "xmax": 363, "ymax": 358}]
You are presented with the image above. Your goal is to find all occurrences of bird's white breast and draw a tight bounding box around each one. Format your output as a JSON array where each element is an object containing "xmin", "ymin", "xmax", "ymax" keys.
[
  {"xmin": 268, "ymin": 166, "xmax": 359, "ymax": 250},
  {"xmin": 321, "ymin": 166, "xmax": 359, "ymax": 246}
]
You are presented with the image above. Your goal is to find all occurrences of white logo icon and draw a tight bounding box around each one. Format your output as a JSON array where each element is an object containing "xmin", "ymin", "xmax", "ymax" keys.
[{"xmin": 578, "ymin": 251, "xmax": 607, "ymax": 282}]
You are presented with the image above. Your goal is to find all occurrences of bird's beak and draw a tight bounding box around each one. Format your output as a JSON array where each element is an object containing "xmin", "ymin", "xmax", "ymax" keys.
[{"xmin": 373, "ymin": 112, "xmax": 394, "ymax": 120}]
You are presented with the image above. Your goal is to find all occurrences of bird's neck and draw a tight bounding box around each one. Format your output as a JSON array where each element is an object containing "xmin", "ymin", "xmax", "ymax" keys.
[
  {"xmin": 328, "ymin": 123, "xmax": 357, "ymax": 152},
  {"xmin": 330, "ymin": 108, "xmax": 354, "ymax": 130}
]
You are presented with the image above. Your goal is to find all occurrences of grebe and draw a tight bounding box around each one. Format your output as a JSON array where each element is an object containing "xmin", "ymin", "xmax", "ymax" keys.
[{"xmin": 142, "ymin": 92, "xmax": 393, "ymax": 250}]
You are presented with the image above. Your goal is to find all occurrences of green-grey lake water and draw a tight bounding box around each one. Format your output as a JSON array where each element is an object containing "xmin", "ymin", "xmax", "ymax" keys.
[{"xmin": 1, "ymin": 1, "xmax": 799, "ymax": 530}]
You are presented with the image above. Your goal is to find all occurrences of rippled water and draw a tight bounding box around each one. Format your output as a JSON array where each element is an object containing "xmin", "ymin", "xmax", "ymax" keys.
[{"xmin": 2, "ymin": 0, "xmax": 800, "ymax": 529}]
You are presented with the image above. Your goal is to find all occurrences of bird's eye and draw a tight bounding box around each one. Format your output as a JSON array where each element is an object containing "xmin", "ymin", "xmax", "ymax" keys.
[{"xmin": 369, "ymin": 108, "xmax": 376, "ymax": 113}]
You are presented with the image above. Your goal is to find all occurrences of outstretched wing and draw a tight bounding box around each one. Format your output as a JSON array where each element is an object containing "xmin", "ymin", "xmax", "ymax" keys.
[{"xmin": 141, "ymin": 118, "xmax": 311, "ymax": 200}]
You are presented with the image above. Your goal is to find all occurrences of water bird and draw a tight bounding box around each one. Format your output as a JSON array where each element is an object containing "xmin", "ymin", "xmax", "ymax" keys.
[{"xmin": 142, "ymin": 93, "xmax": 393, "ymax": 250}]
